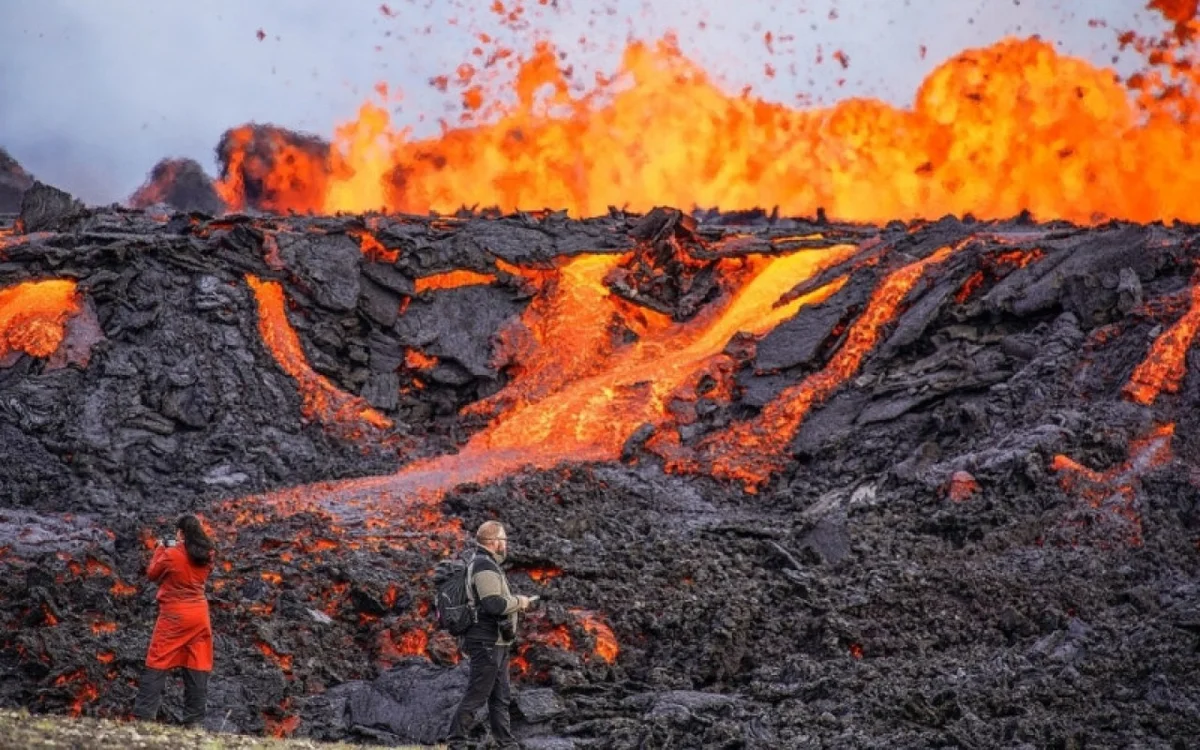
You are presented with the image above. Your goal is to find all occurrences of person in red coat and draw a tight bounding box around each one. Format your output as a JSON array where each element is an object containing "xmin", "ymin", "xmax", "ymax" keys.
[{"xmin": 132, "ymin": 514, "xmax": 216, "ymax": 726}]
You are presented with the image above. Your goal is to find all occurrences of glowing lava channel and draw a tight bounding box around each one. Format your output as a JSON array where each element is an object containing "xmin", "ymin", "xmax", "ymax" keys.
[
  {"xmin": 1051, "ymin": 279, "xmax": 1200, "ymax": 546},
  {"xmin": 245, "ymin": 275, "xmax": 392, "ymax": 435},
  {"xmin": 238, "ymin": 245, "xmax": 856, "ymax": 520},
  {"xmin": 1122, "ymin": 284, "xmax": 1200, "ymax": 405},
  {"xmin": 654, "ymin": 244, "xmax": 959, "ymax": 490}
]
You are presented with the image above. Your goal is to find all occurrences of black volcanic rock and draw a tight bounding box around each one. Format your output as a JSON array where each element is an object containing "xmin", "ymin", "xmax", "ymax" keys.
[
  {"xmin": 0, "ymin": 147, "xmax": 35, "ymax": 213},
  {"xmin": 128, "ymin": 157, "xmax": 225, "ymax": 215},
  {"xmin": 17, "ymin": 181, "xmax": 88, "ymax": 233}
]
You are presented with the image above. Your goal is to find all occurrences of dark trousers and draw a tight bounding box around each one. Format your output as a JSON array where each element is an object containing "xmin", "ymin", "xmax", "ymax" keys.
[
  {"xmin": 446, "ymin": 641, "xmax": 518, "ymax": 749},
  {"xmin": 132, "ymin": 666, "xmax": 209, "ymax": 725}
]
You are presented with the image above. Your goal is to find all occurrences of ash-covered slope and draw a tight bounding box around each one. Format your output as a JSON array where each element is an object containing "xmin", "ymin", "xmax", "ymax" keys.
[{"xmin": 1, "ymin": 193, "xmax": 1198, "ymax": 748}]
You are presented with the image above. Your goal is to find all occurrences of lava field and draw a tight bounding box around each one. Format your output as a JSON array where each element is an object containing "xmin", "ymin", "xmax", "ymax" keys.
[{"xmin": 0, "ymin": 166, "xmax": 1197, "ymax": 749}]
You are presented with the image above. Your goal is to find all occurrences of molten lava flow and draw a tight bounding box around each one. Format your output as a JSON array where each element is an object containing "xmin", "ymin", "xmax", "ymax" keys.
[
  {"xmin": 1122, "ymin": 284, "xmax": 1200, "ymax": 405},
  {"xmin": 0, "ymin": 280, "xmax": 81, "ymax": 361},
  {"xmin": 458, "ymin": 246, "xmax": 853, "ymax": 467},
  {"xmin": 221, "ymin": 244, "xmax": 855, "ymax": 528},
  {"xmin": 657, "ymin": 245, "xmax": 957, "ymax": 489},
  {"xmin": 217, "ymin": 36, "xmax": 1200, "ymax": 224},
  {"xmin": 1053, "ymin": 280, "xmax": 1197, "ymax": 545},
  {"xmin": 414, "ymin": 269, "xmax": 499, "ymax": 293},
  {"xmin": 245, "ymin": 275, "xmax": 393, "ymax": 435}
]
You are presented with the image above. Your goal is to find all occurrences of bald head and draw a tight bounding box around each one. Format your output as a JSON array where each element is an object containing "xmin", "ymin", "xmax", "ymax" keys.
[{"xmin": 477, "ymin": 521, "xmax": 506, "ymax": 543}]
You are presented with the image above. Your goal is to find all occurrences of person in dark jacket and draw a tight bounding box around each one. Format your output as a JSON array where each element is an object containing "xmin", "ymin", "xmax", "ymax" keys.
[
  {"xmin": 132, "ymin": 514, "xmax": 217, "ymax": 726},
  {"xmin": 446, "ymin": 521, "xmax": 535, "ymax": 750}
]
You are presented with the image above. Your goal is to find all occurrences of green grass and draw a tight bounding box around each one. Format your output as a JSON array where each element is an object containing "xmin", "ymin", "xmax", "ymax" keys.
[{"xmin": 0, "ymin": 708, "xmax": 440, "ymax": 749}]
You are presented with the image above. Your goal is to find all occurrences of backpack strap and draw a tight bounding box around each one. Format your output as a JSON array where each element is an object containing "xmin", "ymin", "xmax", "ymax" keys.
[{"xmin": 465, "ymin": 556, "xmax": 479, "ymax": 622}]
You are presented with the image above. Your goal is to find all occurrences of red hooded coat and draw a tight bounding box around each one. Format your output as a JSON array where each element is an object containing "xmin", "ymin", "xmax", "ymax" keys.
[{"xmin": 144, "ymin": 545, "xmax": 213, "ymax": 671}]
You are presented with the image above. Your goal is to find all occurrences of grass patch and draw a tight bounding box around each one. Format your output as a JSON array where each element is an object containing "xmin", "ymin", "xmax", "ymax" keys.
[{"xmin": 0, "ymin": 708, "xmax": 440, "ymax": 749}]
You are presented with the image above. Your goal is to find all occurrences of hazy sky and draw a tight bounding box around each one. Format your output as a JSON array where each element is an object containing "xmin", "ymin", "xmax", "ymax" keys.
[{"xmin": 0, "ymin": 1, "xmax": 1169, "ymax": 204}]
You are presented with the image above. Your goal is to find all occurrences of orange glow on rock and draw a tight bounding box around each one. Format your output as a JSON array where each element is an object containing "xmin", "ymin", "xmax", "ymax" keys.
[
  {"xmin": 395, "ymin": 628, "xmax": 429, "ymax": 657},
  {"xmin": 1123, "ymin": 285, "xmax": 1200, "ymax": 405},
  {"xmin": 348, "ymin": 228, "xmax": 398, "ymax": 264},
  {"xmin": 255, "ymin": 641, "xmax": 294, "ymax": 673},
  {"xmin": 525, "ymin": 567, "xmax": 563, "ymax": 583},
  {"xmin": 85, "ymin": 558, "xmax": 112, "ymax": 577},
  {"xmin": 245, "ymin": 274, "xmax": 393, "ymax": 434},
  {"xmin": 110, "ymin": 580, "xmax": 137, "ymax": 597},
  {"xmin": 404, "ymin": 348, "xmax": 439, "ymax": 370},
  {"xmin": 1052, "ymin": 423, "xmax": 1175, "ymax": 547},
  {"xmin": 658, "ymin": 245, "xmax": 958, "ymax": 490},
  {"xmin": 264, "ymin": 713, "xmax": 301, "ymax": 739},
  {"xmin": 946, "ymin": 471, "xmax": 980, "ymax": 503},
  {"xmin": 0, "ymin": 280, "xmax": 81, "ymax": 361},
  {"xmin": 573, "ymin": 610, "xmax": 619, "ymax": 663}
]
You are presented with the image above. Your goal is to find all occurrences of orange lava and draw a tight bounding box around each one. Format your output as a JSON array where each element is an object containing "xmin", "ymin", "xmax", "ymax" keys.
[
  {"xmin": 0, "ymin": 280, "xmax": 81, "ymax": 361},
  {"xmin": 414, "ymin": 269, "xmax": 498, "ymax": 293},
  {"xmin": 264, "ymin": 713, "xmax": 301, "ymax": 739},
  {"xmin": 90, "ymin": 621, "xmax": 118, "ymax": 635},
  {"xmin": 1123, "ymin": 284, "xmax": 1200, "ymax": 405},
  {"xmin": 217, "ymin": 35, "xmax": 1200, "ymax": 224},
  {"xmin": 110, "ymin": 581, "xmax": 137, "ymax": 597},
  {"xmin": 1051, "ymin": 422, "xmax": 1175, "ymax": 547},
  {"xmin": 395, "ymin": 628, "xmax": 429, "ymax": 656},
  {"xmin": 573, "ymin": 610, "xmax": 619, "ymax": 663},
  {"xmin": 525, "ymin": 567, "xmax": 562, "ymax": 583},
  {"xmin": 404, "ymin": 348, "xmax": 438, "ymax": 370},
  {"xmin": 348, "ymin": 228, "xmax": 398, "ymax": 264},
  {"xmin": 946, "ymin": 471, "xmax": 980, "ymax": 503},
  {"xmin": 245, "ymin": 274, "xmax": 393, "ymax": 434},
  {"xmin": 222, "ymin": 243, "xmax": 858, "ymax": 525},
  {"xmin": 657, "ymin": 244, "xmax": 958, "ymax": 490},
  {"xmin": 255, "ymin": 641, "xmax": 294, "ymax": 673}
]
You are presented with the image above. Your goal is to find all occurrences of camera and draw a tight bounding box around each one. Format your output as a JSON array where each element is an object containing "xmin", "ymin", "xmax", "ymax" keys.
[{"xmin": 162, "ymin": 538, "xmax": 176, "ymax": 547}]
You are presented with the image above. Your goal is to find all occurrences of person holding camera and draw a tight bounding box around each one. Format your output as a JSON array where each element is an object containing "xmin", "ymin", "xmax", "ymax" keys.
[
  {"xmin": 445, "ymin": 521, "xmax": 537, "ymax": 750},
  {"xmin": 132, "ymin": 514, "xmax": 217, "ymax": 726}
]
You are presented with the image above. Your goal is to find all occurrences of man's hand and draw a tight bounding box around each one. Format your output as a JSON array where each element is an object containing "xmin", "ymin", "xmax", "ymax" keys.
[{"xmin": 516, "ymin": 595, "xmax": 536, "ymax": 611}]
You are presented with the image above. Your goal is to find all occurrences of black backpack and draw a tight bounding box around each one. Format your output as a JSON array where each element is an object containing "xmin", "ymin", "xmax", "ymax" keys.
[{"xmin": 433, "ymin": 554, "xmax": 478, "ymax": 636}]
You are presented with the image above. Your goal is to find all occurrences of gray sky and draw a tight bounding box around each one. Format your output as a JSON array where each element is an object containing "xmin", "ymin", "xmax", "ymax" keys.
[{"xmin": 0, "ymin": 0, "xmax": 1168, "ymax": 204}]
